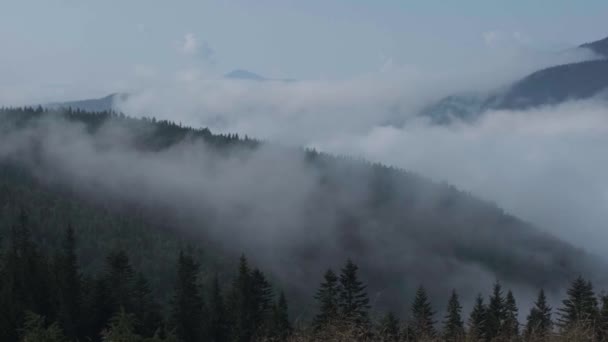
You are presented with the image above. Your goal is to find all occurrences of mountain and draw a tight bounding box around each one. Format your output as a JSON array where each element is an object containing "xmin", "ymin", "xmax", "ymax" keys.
[
  {"xmin": 424, "ymin": 35, "xmax": 608, "ymax": 123},
  {"xmin": 491, "ymin": 59, "xmax": 608, "ymax": 110},
  {"xmin": 581, "ymin": 36, "xmax": 608, "ymax": 58},
  {"xmin": 45, "ymin": 92, "xmax": 128, "ymax": 112},
  {"xmin": 224, "ymin": 69, "xmax": 267, "ymax": 81},
  {"xmin": 0, "ymin": 107, "xmax": 603, "ymax": 315},
  {"xmin": 224, "ymin": 69, "xmax": 295, "ymax": 82}
]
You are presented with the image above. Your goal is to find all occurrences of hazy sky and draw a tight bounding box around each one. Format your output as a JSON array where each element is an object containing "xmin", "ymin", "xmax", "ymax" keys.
[{"xmin": 2, "ymin": 0, "xmax": 608, "ymax": 103}]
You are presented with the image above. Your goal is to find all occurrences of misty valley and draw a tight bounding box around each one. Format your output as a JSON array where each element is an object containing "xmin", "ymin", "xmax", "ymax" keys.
[{"xmin": 3, "ymin": 3, "xmax": 608, "ymax": 342}]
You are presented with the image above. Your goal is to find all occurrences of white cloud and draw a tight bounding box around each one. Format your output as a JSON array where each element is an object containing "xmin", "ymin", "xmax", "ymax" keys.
[
  {"xmin": 177, "ymin": 33, "xmax": 215, "ymax": 62},
  {"xmin": 483, "ymin": 30, "xmax": 533, "ymax": 48},
  {"xmin": 179, "ymin": 32, "xmax": 199, "ymax": 55},
  {"xmin": 116, "ymin": 46, "xmax": 607, "ymax": 258}
]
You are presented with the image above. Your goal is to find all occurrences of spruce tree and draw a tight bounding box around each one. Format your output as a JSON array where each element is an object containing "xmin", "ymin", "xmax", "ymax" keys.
[
  {"xmin": 105, "ymin": 250, "xmax": 135, "ymax": 314},
  {"xmin": 524, "ymin": 289, "xmax": 552, "ymax": 339},
  {"xmin": 170, "ymin": 251, "xmax": 207, "ymax": 342},
  {"xmin": 558, "ymin": 276, "xmax": 598, "ymax": 330},
  {"xmin": 502, "ymin": 290, "xmax": 519, "ymax": 339},
  {"xmin": 83, "ymin": 276, "xmax": 114, "ymax": 339},
  {"xmin": 484, "ymin": 282, "xmax": 505, "ymax": 340},
  {"xmin": 377, "ymin": 312, "xmax": 400, "ymax": 342},
  {"xmin": 2, "ymin": 209, "xmax": 53, "ymax": 341},
  {"xmin": 54, "ymin": 225, "xmax": 82, "ymax": 341},
  {"xmin": 208, "ymin": 275, "xmax": 228, "ymax": 342},
  {"xmin": 313, "ymin": 269, "xmax": 340, "ymax": 330},
  {"xmin": 131, "ymin": 274, "xmax": 163, "ymax": 338},
  {"xmin": 270, "ymin": 291, "xmax": 292, "ymax": 341},
  {"xmin": 101, "ymin": 308, "xmax": 142, "ymax": 342},
  {"xmin": 468, "ymin": 294, "xmax": 486, "ymax": 341},
  {"xmin": 598, "ymin": 294, "xmax": 608, "ymax": 340},
  {"xmin": 250, "ymin": 268, "xmax": 274, "ymax": 337},
  {"xmin": 338, "ymin": 259, "xmax": 370, "ymax": 328},
  {"xmin": 20, "ymin": 311, "xmax": 69, "ymax": 342},
  {"xmin": 229, "ymin": 255, "xmax": 255, "ymax": 342},
  {"xmin": 410, "ymin": 285, "xmax": 436, "ymax": 339},
  {"xmin": 443, "ymin": 290, "xmax": 464, "ymax": 341}
]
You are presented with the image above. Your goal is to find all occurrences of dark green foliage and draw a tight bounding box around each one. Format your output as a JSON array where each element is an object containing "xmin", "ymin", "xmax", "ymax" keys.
[
  {"xmin": 558, "ymin": 276, "xmax": 599, "ymax": 330},
  {"xmin": 106, "ymin": 250, "xmax": 136, "ymax": 313},
  {"xmin": 484, "ymin": 282, "xmax": 505, "ymax": 340},
  {"xmin": 0, "ymin": 210, "xmax": 54, "ymax": 341},
  {"xmin": 53, "ymin": 225, "xmax": 82, "ymax": 340},
  {"xmin": 270, "ymin": 291, "xmax": 292, "ymax": 341},
  {"xmin": 377, "ymin": 312, "xmax": 400, "ymax": 342},
  {"xmin": 228, "ymin": 255, "xmax": 255, "ymax": 342},
  {"xmin": 101, "ymin": 308, "xmax": 142, "ymax": 342},
  {"xmin": 338, "ymin": 259, "xmax": 370, "ymax": 328},
  {"xmin": 251, "ymin": 268, "xmax": 274, "ymax": 336},
  {"xmin": 170, "ymin": 251, "xmax": 207, "ymax": 342},
  {"xmin": 20, "ymin": 311, "xmax": 68, "ymax": 342},
  {"xmin": 82, "ymin": 276, "xmax": 114, "ymax": 340},
  {"xmin": 468, "ymin": 294, "xmax": 486, "ymax": 341},
  {"xmin": 410, "ymin": 286, "xmax": 436, "ymax": 339},
  {"xmin": 208, "ymin": 275, "xmax": 229, "ymax": 342},
  {"xmin": 598, "ymin": 294, "xmax": 608, "ymax": 340},
  {"xmin": 313, "ymin": 269, "xmax": 340, "ymax": 330},
  {"xmin": 131, "ymin": 274, "xmax": 163, "ymax": 338},
  {"xmin": 443, "ymin": 290, "xmax": 464, "ymax": 341},
  {"xmin": 525, "ymin": 289, "xmax": 552, "ymax": 339},
  {"xmin": 503, "ymin": 290, "xmax": 519, "ymax": 339}
]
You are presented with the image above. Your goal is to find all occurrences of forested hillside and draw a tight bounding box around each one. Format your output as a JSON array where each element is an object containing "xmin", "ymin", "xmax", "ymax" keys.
[{"xmin": 0, "ymin": 107, "xmax": 605, "ymax": 341}]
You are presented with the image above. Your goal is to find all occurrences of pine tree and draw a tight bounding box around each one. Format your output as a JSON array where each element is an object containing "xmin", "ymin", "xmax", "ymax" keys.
[
  {"xmin": 338, "ymin": 259, "xmax": 370, "ymax": 328},
  {"xmin": 54, "ymin": 225, "xmax": 82, "ymax": 341},
  {"xmin": 250, "ymin": 268, "xmax": 274, "ymax": 337},
  {"xmin": 2, "ymin": 209, "xmax": 53, "ymax": 341},
  {"xmin": 503, "ymin": 290, "xmax": 519, "ymax": 339},
  {"xmin": 105, "ymin": 250, "xmax": 135, "ymax": 313},
  {"xmin": 270, "ymin": 291, "xmax": 292, "ymax": 341},
  {"xmin": 524, "ymin": 289, "xmax": 552, "ymax": 339},
  {"xmin": 20, "ymin": 311, "xmax": 68, "ymax": 342},
  {"xmin": 313, "ymin": 269, "xmax": 340, "ymax": 330},
  {"xmin": 229, "ymin": 255, "xmax": 255, "ymax": 342},
  {"xmin": 101, "ymin": 308, "xmax": 142, "ymax": 342},
  {"xmin": 377, "ymin": 312, "xmax": 400, "ymax": 342},
  {"xmin": 131, "ymin": 274, "xmax": 163, "ymax": 338},
  {"xmin": 170, "ymin": 251, "xmax": 207, "ymax": 342},
  {"xmin": 468, "ymin": 294, "xmax": 486, "ymax": 341},
  {"xmin": 558, "ymin": 276, "xmax": 598, "ymax": 330},
  {"xmin": 82, "ymin": 275, "xmax": 114, "ymax": 339},
  {"xmin": 443, "ymin": 290, "xmax": 464, "ymax": 342},
  {"xmin": 484, "ymin": 282, "xmax": 505, "ymax": 340},
  {"xmin": 411, "ymin": 286, "xmax": 436, "ymax": 339},
  {"xmin": 208, "ymin": 275, "xmax": 228, "ymax": 342},
  {"xmin": 598, "ymin": 294, "xmax": 608, "ymax": 340}
]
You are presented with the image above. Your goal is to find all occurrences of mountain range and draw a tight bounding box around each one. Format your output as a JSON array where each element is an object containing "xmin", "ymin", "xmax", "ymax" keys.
[{"xmin": 423, "ymin": 35, "xmax": 608, "ymax": 123}]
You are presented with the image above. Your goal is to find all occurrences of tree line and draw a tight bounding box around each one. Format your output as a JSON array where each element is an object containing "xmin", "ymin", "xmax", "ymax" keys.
[{"xmin": 2, "ymin": 210, "xmax": 608, "ymax": 341}]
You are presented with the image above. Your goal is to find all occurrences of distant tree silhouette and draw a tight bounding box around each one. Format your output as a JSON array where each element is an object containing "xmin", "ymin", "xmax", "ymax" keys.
[
  {"xmin": 410, "ymin": 286, "xmax": 436, "ymax": 339},
  {"xmin": 443, "ymin": 290, "xmax": 464, "ymax": 341}
]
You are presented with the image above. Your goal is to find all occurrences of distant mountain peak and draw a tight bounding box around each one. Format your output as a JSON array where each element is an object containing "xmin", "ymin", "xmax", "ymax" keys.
[
  {"xmin": 223, "ymin": 69, "xmax": 295, "ymax": 82},
  {"xmin": 224, "ymin": 69, "xmax": 266, "ymax": 81},
  {"xmin": 580, "ymin": 36, "xmax": 608, "ymax": 58}
]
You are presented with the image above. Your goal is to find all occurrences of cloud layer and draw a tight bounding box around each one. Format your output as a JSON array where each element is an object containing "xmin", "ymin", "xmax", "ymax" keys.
[{"xmin": 115, "ymin": 48, "xmax": 608, "ymax": 260}]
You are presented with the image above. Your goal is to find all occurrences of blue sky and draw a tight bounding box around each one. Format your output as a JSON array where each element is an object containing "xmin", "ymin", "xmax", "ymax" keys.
[{"xmin": 1, "ymin": 0, "xmax": 608, "ymax": 101}]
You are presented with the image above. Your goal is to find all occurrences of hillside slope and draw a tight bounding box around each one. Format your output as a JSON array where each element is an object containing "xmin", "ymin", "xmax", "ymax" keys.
[
  {"xmin": 0, "ymin": 107, "xmax": 602, "ymax": 313},
  {"xmin": 423, "ymin": 36, "xmax": 608, "ymax": 123}
]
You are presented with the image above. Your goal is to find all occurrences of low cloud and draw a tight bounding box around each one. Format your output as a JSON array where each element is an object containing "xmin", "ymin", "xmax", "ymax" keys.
[{"xmin": 115, "ymin": 48, "xmax": 608, "ymax": 260}]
